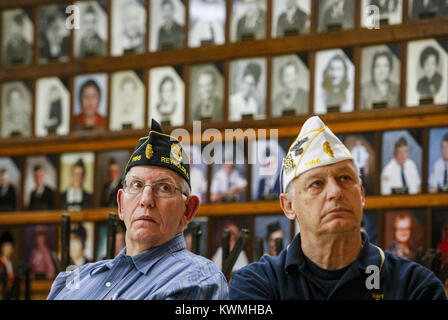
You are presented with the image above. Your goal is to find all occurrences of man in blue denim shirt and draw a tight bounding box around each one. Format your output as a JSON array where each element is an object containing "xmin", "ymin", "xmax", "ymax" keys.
[{"xmin": 48, "ymin": 119, "xmax": 228, "ymax": 300}]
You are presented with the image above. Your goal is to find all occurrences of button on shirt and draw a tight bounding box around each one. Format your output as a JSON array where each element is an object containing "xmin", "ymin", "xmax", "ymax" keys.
[
  {"xmin": 229, "ymin": 232, "xmax": 447, "ymax": 300},
  {"xmin": 381, "ymin": 158, "xmax": 421, "ymax": 195},
  {"xmin": 47, "ymin": 233, "xmax": 228, "ymax": 300}
]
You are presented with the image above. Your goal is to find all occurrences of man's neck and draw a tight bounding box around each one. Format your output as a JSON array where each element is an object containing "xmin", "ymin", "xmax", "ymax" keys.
[{"xmin": 301, "ymin": 230, "xmax": 362, "ymax": 270}]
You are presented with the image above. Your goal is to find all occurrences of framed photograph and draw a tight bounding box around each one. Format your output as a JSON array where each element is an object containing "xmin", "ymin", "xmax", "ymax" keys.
[
  {"xmin": 229, "ymin": 57, "xmax": 266, "ymax": 121},
  {"xmin": 381, "ymin": 130, "xmax": 422, "ymax": 195},
  {"xmin": 254, "ymin": 215, "xmax": 291, "ymax": 258},
  {"xmin": 271, "ymin": 54, "xmax": 309, "ymax": 117},
  {"xmin": 184, "ymin": 217, "xmax": 208, "ymax": 257},
  {"xmin": 59, "ymin": 152, "xmax": 95, "ymax": 211},
  {"xmin": 24, "ymin": 224, "xmax": 58, "ymax": 280},
  {"xmin": 317, "ymin": 0, "xmax": 355, "ymax": 32},
  {"xmin": 431, "ymin": 208, "xmax": 448, "ymax": 266},
  {"xmin": 339, "ymin": 132, "xmax": 377, "ymax": 195},
  {"xmin": 314, "ymin": 49, "xmax": 355, "ymax": 114},
  {"xmin": 73, "ymin": 73, "xmax": 108, "ymax": 132},
  {"xmin": 188, "ymin": 0, "xmax": 226, "ymax": 47},
  {"xmin": 1, "ymin": 8, "xmax": 33, "ymax": 66},
  {"xmin": 35, "ymin": 77, "xmax": 70, "ymax": 137},
  {"xmin": 23, "ymin": 155, "xmax": 57, "ymax": 211},
  {"xmin": 407, "ymin": 39, "xmax": 448, "ymax": 106},
  {"xmin": 0, "ymin": 157, "xmax": 21, "ymax": 212},
  {"xmin": 70, "ymin": 222, "xmax": 95, "ymax": 266},
  {"xmin": 111, "ymin": 0, "xmax": 146, "ymax": 56},
  {"xmin": 74, "ymin": 1, "xmax": 108, "ymax": 58},
  {"xmin": 38, "ymin": 4, "xmax": 70, "ymax": 63},
  {"xmin": 210, "ymin": 216, "xmax": 250, "ymax": 270},
  {"xmin": 231, "ymin": 0, "xmax": 267, "ymax": 42},
  {"xmin": 149, "ymin": 66, "xmax": 185, "ymax": 126},
  {"xmin": 249, "ymin": 138, "xmax": 286, "ymax": 201},
  {"xmin": 0, "ymin": 227, "xmax": 25, "ymax": 277},
  {"xmin": 95, "ymin": 149, "xmax": 130, "ymax": 208},
  {"xmin": 272, "ymin": 0, "xmax": 310, "ymax": 38},
  {"xmin": 384, "ymin": 209, "xmax": 426, "ymax": 261},
  {"xmin": 1, "ymin": 81, "xmax": 32, "ymax": 138},
  {"xmin": 362, "ymin": 211, "xmax": 379, "ymax": 245},
  {"xmin": 189, "ymin": 63, "xmax": 224, "ymax": 122},
  {"xmin": 361, "ymin": 0, "xmax": 403, "ymax": 28},
  {"xmin": 110, "ymin": 70, "xmax": 145, "ymax": 131},
  {"xmin": 210, "ymin": 142, "xmax": 248, "ymax": 203},
  {"xmin": 428, "ymin": 127, "xmax": 448, "ymax": 193},
  {"xmin": 95, "ymin": 220, "xmax": 126, "ymax": 260},
  {"xmin": 360, "ymin": 44, "xmax": 400, "ymax": 110},
  {"xmin": 150, "ymin": 0, "xmax": 185, "ymax": 51},
  {"xmin": 409, "ymin": 0, "xmax": 447, "ymax": 20},
  {"xmin": 183, "ymin": 144, "xmax": 208, "ymax": 203}
]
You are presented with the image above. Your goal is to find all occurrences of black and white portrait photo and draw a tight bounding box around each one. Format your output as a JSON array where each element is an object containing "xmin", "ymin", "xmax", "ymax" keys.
[
  {"xmin": 254, "ymin": 215, "xmax": 291, "ymax": 257},
  {"xmin": 39, "ymin": 4, "xmax": 70, "ymax": 63},
  {"xmin": 150, "ymin": 0, "xmax": 185, "ymax": 51},
  {"xmin": 317, "ymin": 0, "xmax": 355, "ymax": 32},
  {"xmin": 231, "ymin": 0, "xmax": 267, "ymax": 42},
  {"xmin": 229, "ymin": 57, "xmax": 266, "ymax": 121},
  {"xmin": 111, "ymin": 0, "xmax": 146, "ymax": 56},
  {"xmin": 409, "ymin": 0, "xmax": 447, "ymax": 20},
  {"xmin": 314, "ymin": 49, "xmax": 354, "ymax": 114},
  {"xmin": 35, "ymin": 77, "xmax": 70, "ymax": 137},
  {"xmin": 2, "ymin": 9, "xmax": 33, "ymax": 66},
  {"xmin": 360, "ymin": 45, "xmax": 400, "ymax": 110},
  {"xmin": 381, "ymin": 130, "xmax": 422, "ymax": 195},
  {"xmin": 271, "ymin": 0, "xmax": 310, "ymax": 38},
  {"xmin": 74, "ymin": 1, "xmax": 108, "ymax": 58},
  {"xmin": 271, "ymin": 54, "xmax": 309, "ymax": 117},
  {"xmin": 190, "ymin": 63, "xmax": 224, "ymax": 122},
  {"xmin": 189, "ymin": 0, "xmax": 226, "ymax": 48},
  {"xmin": 1, "ymin": 82, "xmax": 32, "ymax": 138},
  {"xmin": 73, "ymin": 73, "xmax": 108, "ymax": 132},
  {"xmin": 149, "ymin": 66, "xmax": 185, "ymax": 126},
  {"xmin": 361, "ymin": 0, "xmax": 402, "ymax": 27},
  {"xmin": 23, "ymin": 156, "xmax": 57, "ymax": 211},
  {"xmin": 407, "ymin": 39, "xmax": 448, "ymax": 106},
  {"xmin": 0, "ymin": 158, "xmax": 21, "ymax": 212},
  {"xmin": 110, "ymin": 70, "xmax": 145, "ymax": 130},
  {"xmin": 60, "ymin": 152, "xmax": 95, "ymax": 211}
]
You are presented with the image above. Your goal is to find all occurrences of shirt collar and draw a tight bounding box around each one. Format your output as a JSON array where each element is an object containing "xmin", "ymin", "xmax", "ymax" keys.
[
  {"xmin": 92, "ymin": 233, "xmax": 186, "ymax": 276},
  {"xmin": 285, "ymin": 232, "xmax": 383, "ymax": 274}
]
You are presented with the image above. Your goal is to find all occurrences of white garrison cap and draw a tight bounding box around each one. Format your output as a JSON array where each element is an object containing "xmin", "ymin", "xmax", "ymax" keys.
[{"xmin": 281, "ymin": 116, "xmax": 356, "ymax": 192}]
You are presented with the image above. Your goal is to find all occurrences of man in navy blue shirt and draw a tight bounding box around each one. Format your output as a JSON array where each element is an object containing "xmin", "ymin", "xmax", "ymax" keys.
[{"xmin": 229, "ymin": 116, "xmax": 447, "ymax": 300}]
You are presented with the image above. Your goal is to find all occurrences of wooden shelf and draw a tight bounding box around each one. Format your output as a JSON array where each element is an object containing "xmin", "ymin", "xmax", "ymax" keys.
[{"xmin": 1, "ymin": 193, "xmax": 448, "ymax": 225}]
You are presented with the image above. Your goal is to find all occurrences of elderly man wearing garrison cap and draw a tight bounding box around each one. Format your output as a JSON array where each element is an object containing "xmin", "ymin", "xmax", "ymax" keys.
[
  {"xmin": 229, "ymin": 116, "xmax": 447, "ymax": 300},
  {"xmin": 48, "ymin": 119, "xmax": 228, "ymax": 300}
]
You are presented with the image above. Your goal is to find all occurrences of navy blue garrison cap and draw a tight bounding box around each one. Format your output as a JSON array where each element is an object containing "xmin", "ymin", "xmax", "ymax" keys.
[{"xmin": 125, "ymin": 119, "xmax": 190, "ymax": 188}]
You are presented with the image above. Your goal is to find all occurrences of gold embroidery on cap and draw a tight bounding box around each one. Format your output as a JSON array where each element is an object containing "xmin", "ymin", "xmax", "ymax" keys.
[
  {"xmin": 170, "ymin": 143, "xmax": 182, "ymax": 162},
  {"xmin": 145, "ymin": 143, "xmax": 153, "ymax": 160},
  {"xmin": 283, "ymin": 154, "xmax": 295, "ymax": 174},
  {"xmin": 323, "ymin": 141, "xmax": 334, "ymax": 158}
]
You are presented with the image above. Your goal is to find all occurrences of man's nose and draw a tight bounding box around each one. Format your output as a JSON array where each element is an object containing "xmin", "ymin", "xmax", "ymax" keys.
[
  {"xmin": 326, "ymin": 177, "xmax": 342, "ymax": 200},
  {"xmin": 139, "ymin": 185, "xmax": 155, "ymax": 208}
]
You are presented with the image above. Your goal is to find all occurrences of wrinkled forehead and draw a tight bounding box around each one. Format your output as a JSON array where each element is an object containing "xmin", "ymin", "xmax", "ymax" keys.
[{"xmin": 127, "ymin": 165, "xmax": 180, "ymax": 184}]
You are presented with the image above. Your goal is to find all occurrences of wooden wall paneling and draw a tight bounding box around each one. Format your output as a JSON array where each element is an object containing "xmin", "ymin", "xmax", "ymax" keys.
[
  {"xmin": 309, "ymin": 0, "xmax": 317, "ymax": 35},
  {"xmin": 354, "ymin": 0, "xmax": 361, "ymax": 30},
  {"xmin": 265, "ymin": 0, "xmax": 271, "ymax": 41},
  {"xmin": 106, "ymin": 71, "xmax": 111, "ymax": 132},
  {"xmin": 400, "ymin": 40, "xmax": 408, "ymax": 109},
  {"xmin": 265, "ymin": 55, "xmax": 272, "ymax": 122},
  {"xmin": 184, "ymin": 0, "xmax": 189, "ymax": 49},
  {"xmin": 226, "ymin": 0, "xmax": 231, "ymax": 45},
  {"xmin": 308, "ymin": 50, "xmax": 315, "ymax": 114},
  {"xmin": 184, "ymin": 64, "xmax": 190, "ymax": 125}
]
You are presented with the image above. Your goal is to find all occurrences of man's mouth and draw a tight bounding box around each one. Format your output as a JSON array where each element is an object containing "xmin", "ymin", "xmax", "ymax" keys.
[{"xmin": 135, "ymin": 216, "xmax": 157, "ymax": 223}]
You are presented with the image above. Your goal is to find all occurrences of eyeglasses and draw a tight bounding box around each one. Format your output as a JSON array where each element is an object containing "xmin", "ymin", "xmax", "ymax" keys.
[{"xmin": 122, "ymin": 178, "xmax": 187, "ymax": 198}]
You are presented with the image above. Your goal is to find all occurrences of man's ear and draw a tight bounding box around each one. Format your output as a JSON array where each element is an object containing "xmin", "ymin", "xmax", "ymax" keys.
[
  {"xmin": 183, "ymin": 195, "xmax": 200, "ymax": 226},
  {"xmin": 117, "ymin": 189, "xmax": 125, "ymax": 221},
  {"xmin": 280, "ymin": 192, "xmax": 296, "ymax": 221}
]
